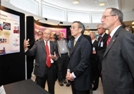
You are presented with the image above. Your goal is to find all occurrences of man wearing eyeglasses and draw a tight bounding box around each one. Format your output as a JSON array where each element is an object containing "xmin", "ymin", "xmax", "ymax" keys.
[
  {"xmin": 101, "ymin": 7, "xmax": 134, "ymax": 94},
  {"xmin": 66, "ymin": 21, "xmax": 92, "ymax": 94}
]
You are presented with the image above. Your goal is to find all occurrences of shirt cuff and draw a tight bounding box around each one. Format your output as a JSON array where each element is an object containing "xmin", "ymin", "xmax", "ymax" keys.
[
  {"xmin": 72, "ymin": 72, "xmax": 76, "ymax": 78},
  {"xmin": 24, "ymin": 48, "xmax": 28, "ymax": 52},
  {"xmin": 51, "ymin": 59, "xmax": 54, "ymax": 63}
]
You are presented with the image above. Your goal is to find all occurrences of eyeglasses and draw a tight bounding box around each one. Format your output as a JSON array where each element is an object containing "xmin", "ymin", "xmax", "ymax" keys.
[{"xmin": 101, "ymin": 15, "xmax": 115, "ymax": 19}]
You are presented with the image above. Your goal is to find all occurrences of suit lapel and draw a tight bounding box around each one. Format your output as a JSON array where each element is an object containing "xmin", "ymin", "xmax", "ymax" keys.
[
  {"xmin": 98, "ymin": 33, "xmax": 106, "ymax": 47},
  {"xmin": 50, "ymin": 41, "xmax": 53, "ymax": 54},
  {"xmin": 70, "ymin": 35, "xmax": 82, "ymax": 56},
  {"xmin": 40, "ymin": 40, "xmax": 46, "ymax": 52},
  {"xmin": 103, "ymin": 26, "xmax": 122, "ymax": 57}
]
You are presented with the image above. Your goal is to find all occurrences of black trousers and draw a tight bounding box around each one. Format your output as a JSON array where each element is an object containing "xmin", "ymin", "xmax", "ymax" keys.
[
  {"xmin": 35, "ymin": 64, "xmax": 56, "ymax": 94},
  {"xmin": 91, "ymin": 60, "xmax": 99, "ymax": 88},
  {"xmin": 71, "ymin": 84, "xmax": 89, "ymax": 94},
  {"xmin": 57, "ymin": 53, "xmax": 69, "ymax": 82}
]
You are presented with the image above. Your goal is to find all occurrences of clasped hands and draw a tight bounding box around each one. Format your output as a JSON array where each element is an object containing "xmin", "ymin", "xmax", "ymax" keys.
[{"xmin": 66, "ymin": 71, "xmax": 74, "ymax": 81}]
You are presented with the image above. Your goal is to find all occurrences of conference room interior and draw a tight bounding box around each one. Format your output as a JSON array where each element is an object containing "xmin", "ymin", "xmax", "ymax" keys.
[{"xmin": 0, "ymin": 0, "xmax": 134, "ymax": 94}]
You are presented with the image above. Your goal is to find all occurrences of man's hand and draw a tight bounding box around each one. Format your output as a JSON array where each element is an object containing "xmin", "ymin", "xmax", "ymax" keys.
[
  {"xmin": 24, "ymin": 39, "xmax": 30, "ymax": 50},
  {"xmin": 50, "ymin": 52, "xmax": 57, "ymax": 60},
  {"xmin": 66, "ymin": 71, "xmax": 74, "ymax": 81}
]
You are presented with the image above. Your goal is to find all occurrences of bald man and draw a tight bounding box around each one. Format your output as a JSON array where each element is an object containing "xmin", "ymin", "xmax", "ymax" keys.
[{"xmin": 24, "ymin": 29, "xmax": 59, "ymax": 94}]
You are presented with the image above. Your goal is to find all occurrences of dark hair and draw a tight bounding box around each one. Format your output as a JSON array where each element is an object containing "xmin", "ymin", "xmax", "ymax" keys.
[
  {"xmin": 72, "ymin": 21, "xmax": 85, "ymax": 34},
  {"xmin": 38, "ymin": 31, "xmax": 43, "ymax": 35},
  {"xmin": 54, "ymin": 34, "xmax": 59, "ymax": 40},
  {"xmin": 106, "ymin": 7, "xmax": 123, "ymax": 24}
]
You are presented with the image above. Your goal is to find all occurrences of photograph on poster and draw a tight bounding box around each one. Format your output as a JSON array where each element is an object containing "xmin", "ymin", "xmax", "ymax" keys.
[{"xmin": 0, "ymin": 10, "xmax": 20, "ymax": 55}]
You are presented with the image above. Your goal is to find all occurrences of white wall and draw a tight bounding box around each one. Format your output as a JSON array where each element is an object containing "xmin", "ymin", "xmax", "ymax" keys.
[{"xmin": 1, "ymin": 0, "xmax": 134, "ymax": 29}]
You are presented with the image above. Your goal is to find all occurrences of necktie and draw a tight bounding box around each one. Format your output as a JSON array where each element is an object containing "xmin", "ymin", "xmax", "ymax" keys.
[
  {"xmin": 45, "ymin": 41, "xmax": 51, "ymax": 67},
  {"xmin": 98, "ymin": 36, "xmax": 102, "ymax": 46},
  {"xmin": 73, "ymin": 40, "xmax": 76, "ymax": 47},
  {"xmin": 106, "ymin": 35, "xmax": 111, "ymax": 47}
]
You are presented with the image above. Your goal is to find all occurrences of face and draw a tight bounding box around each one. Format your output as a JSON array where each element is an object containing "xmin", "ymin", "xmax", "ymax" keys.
[
  {"xmin": 70, "ymin": 23, "xmax": 82, "ymax": 38},
  {"xmin": 101, "ymin": 9, "xmax": 116, "ymax": 30},
  {"xmin": 38, "ymin": 32, "xmax": 43, "ymax": 40},
  {"xmin": 90, "ymin": 33, "xmax": 95, "ymax": 40},
  {"xmin": 43, "ymin": 29, "xmax": 51, "ymax": 41},
  {"xmin": 97, "ymin": 24, "xmax": 105, "ymax": 35}
]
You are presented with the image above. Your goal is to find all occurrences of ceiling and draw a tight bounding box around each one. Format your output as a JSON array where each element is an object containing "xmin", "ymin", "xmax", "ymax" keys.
[
  {"xmin": 42, "ymin": 0, "xmax": 134, "ymax": 12},
  {"xmin": 42, "ymin": 0, "xmax": 134, "ymax": 27}
]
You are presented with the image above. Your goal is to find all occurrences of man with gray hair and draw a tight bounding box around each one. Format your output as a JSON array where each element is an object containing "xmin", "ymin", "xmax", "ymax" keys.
[
  {"xmin": 101, "ymin": 7, "xmax": 134, "ymax": 94},
  {"xmin": 90, "ymin": 32, "xmax": 99, "ymax": 91},
  {"xmin": 24, "ymin": 29, "xmax": 59, "ymax": 94},
  {"xmin": 97, "ymin": 24, "xmax": 109, "ymax": 78},
  {"xmin": 56, "ymin": 31, "xmax": 70, "ymax": 86}
]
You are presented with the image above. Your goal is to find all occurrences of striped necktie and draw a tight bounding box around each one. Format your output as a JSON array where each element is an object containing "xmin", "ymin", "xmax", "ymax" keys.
[{"xmin": 73, "ymin": 40, "xmax": 76, "ymax": 47}]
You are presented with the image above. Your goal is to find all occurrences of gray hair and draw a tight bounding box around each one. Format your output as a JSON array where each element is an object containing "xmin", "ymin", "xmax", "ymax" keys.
[
  {"xmin": 106, "ymin": 7, "xmax": 123, "ymax": 23},
  {"xmin": 90, "ymin": 31, "xmax": 96, "ymax": 37},
  {"xmin": 72, "ymin": 21, "xmax": 85, "ymax": 34}
]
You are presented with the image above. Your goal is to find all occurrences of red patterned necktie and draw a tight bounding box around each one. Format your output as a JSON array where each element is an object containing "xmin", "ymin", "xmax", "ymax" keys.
[
  {"xmin": 106, "ymin": 35, "xmax": 111, "ymax": 47},
  {"xmin": 45, "ymin": 41, "xmax": 51, "ymax": 67}
]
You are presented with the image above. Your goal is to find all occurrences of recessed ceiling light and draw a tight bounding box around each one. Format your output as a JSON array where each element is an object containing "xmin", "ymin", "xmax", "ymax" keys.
[
  {"xmin": 99, "ymin": 2, "xmax": 105, "ymax": 6},
  {"xmin": 73, "ymin": 0, "xmax": 79, "ymax": 4}
]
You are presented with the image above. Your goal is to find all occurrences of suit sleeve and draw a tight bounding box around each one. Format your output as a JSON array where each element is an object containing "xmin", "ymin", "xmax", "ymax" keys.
[
  {"xmin": 121, "ymin": 33, "xmax": 134, "ymax": 78},
  {"xmin": 74, "ymin": 40, "xmax": 91, "ymax": 77},
  {"xmin": 26, "ymin": 42, "xmax": 37, "ymax": 56},
  {"xmin": 53, "ymin": 42, "xmax": 59, "ymax": 60}
]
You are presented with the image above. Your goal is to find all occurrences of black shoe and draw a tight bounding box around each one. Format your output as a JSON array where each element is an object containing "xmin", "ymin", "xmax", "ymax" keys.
[
  {"xmin": 63, "ymin": 79, "xmax": 67, "ymax": 84},
  {"xmin": 66, "ymin": 82, "xmax": 70, "ymax": 87},
  {"xmin": 58, "ymin": 81, "xmax": 64, "ymax": 86}
]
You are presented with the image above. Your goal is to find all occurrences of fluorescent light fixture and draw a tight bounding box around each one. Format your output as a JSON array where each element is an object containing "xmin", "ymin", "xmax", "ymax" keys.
[
  {"xmin": 99, "ymin": 2, "xmax": 105, "ymax": 6},
  {"xmin": 73, "ymin": 0, "xmax": 79, "ymax": 4},
  {"xmin": 132, "ymin": 21, "xmax": 134, "ymax": 25}
]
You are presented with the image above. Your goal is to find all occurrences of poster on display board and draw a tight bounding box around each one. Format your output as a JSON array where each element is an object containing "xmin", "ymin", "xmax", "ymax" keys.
[
  {"xmin": 34, "ymin": 23, "xmax": 67, "ymax": 41},
  {"xmin": 0, "ymin": 9, "xmax": 20, "ymax": 55}
]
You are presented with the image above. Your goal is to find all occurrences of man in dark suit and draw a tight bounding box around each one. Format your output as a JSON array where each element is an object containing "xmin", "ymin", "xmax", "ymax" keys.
[
  {"xmin": 90, "ymin": 32, "xmax": 99, "ymax": 91},
  {"xmin": 66, "ymin": 21, "xmax": 92, "ymax": 94},
  {"xmin": 97, "ymin": 24, "xmax": 109, "ymax": 77},
  {"xmin": 101, "ymin": 7, "xmax": 134, "ymax": 94},
  {"xmin": 24, "ymin": 29, "xmax": 59, "ymax": 94},
  {"xmin": 27, "ymin": 31, "xmax": 43, "ymax": 79}
]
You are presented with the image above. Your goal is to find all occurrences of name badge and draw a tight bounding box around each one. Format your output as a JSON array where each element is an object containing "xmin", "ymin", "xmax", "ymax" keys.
[{"xmin": 101, "ymin": 42, "xmax": 103, "ymax": 47}]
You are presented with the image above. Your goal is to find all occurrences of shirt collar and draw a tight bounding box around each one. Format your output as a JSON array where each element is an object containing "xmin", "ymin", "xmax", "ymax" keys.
[
  {"xmin": 75, "ymin": 34, "xmax": 81, "ymax": 42},
  {"xmin": 100, "ymin": 33, "xmax": 105, "ymax": 37},
  {"xmin": 44, "ymin": 40, "xmax": 50, "ymax": 44},
  {"xmin": 110, "ymin": 25, "xmax": 121, "ymax": 37},
  {"xmin": 92, "ymin": 39, "xmax": 95, "ymax": 44}
]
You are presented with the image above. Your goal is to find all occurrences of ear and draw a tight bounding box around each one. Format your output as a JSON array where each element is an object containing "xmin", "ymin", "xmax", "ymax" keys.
[
  {"xmin": 114, "ymin": 15, "xmax": 119, "ymax": 22},
  {"xmin": 79, "ymin": 28, "xmax": 82, "ymax": 33}
]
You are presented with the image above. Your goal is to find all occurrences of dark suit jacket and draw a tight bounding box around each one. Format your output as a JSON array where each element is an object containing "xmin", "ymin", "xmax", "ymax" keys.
[
  {"xmin": 102, "ymin": 26, "xmax": 134, "ymax": 94},
  {"xmin": 91, "ymin": 40, "xmax": 98, "ymax": 61},
  {"xmin": 97, "ymin": 33, "xmax": 109, "ymax": 71},
  {"xmin": 68, "ymin": 35, "xmax": 92, "ymax": 91},
  {"xmin": 26, "ymin": 39, "xmax": 58, "ymax": 78}
]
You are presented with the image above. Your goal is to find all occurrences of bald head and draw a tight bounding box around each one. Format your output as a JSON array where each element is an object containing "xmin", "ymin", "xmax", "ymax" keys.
[{"xmin": 43, "ymin": 29, "xmax": 52, "ymax": 41}]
